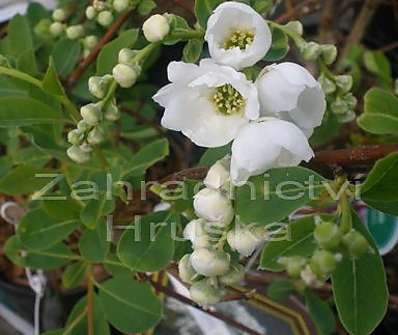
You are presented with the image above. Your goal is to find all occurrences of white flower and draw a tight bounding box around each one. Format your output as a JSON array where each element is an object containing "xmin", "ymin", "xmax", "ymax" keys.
[
  {"xmin": 189, "ymin": 279, "xmax": 224, "ymax": 305},
  {"xmin": 143, "ymin": 14, "xmax": 170, "ymax": 42},
  {"xmin": 227, "ymin": 226, "xmax": 265, "ymax": 256},
  {"xmin": 300, "ymin": 265, "xmax": 324, "ymax": 288},
  {"xmin": 205, "ymin": 1, "xmax": 272, "ymax": 70},
  {"xmin": 204, "ymin": 157, "xmax": 230, "ymax": 189},
  {"xmin": 153, "ymin": 59, "xmax": 259, "ymax": 147},
  {"xmin": 193, "ymin": 188, "xmax": 234, "ymax": 225},
  {"xmin": 231, "ymin": 119, "xmax": 314, "ymax": 185},
  {"xmin": 256, "ymin": 62, "xmax": 326, "ymax": 137},
  {"xmin": 190, "ymin": 248, "xmax": 230, "ymax": 276},
  {"xmin": 67, "ymin": 146, "xmax": 90, "ymax": 164},
  {"xmin": 183, "ymin": 219, "xmax": 211, "ymax": 249}
]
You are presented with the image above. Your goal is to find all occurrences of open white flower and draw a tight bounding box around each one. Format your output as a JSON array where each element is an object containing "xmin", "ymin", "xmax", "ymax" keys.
[
  {"xmin": 205, "ymin": 2, "xmax": 272, "ymax": 70},
  {"xmin": 153, "ymin": 59, "xmax": 259, "ymax": 147},
  {"xmin": 231, "ymin": 119, "xmax": 314, "ymax": 185},
  {"xmin": 256, "ymin": 62, "xmax": 326, "ymax": 137}
]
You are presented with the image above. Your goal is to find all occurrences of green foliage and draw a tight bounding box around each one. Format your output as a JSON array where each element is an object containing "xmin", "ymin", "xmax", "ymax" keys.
[
  {"xmin": 62, "ymin": 261, "xmax": 88, "ymax": 289},
  {"xmin": 194, "ymin": 0, "xmax": 223, "ymax": 28},
  {"xmin": 199, "ymin": 144, "xmax": 231, "ymax": 166},
  {"xmin": 52, "ymin": 38, "xmax": 82, "ymax": 77},
  {"xmin": 304, "ymin": 290, "xmax": 336, "ymax": 335},
  {"xmin": 183, "ymin": 39, "xmax": 204, "ymax": 63},
  {"xmin": 266, "ymin": 280, "xmax": 295, "ymax": 302},
  {"xmin": 79, "ymin": 223, "xmax": 110, "ymax": 262},
  {"xmin": 80, "ymin": 194, "xmax": 115, "ymax": 229},
  {"xmin": 264, "ymin": 26, "xmax": 289, "ymax": 61},
  {"xmin": 137, "ymin": 0, "xmax": 157, "ymax": 16},
  {"xmin": 363, "ymin": 50, "xmax": 392, "ymax": 87}
]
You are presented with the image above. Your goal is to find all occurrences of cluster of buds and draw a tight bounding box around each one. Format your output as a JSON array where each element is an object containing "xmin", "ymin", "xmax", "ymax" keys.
[
  {"xmin": 86, "ymin": 0, "xmax": 132, "ymax": 27},
  {"xmin": 112, "ymin": 48, "xmax": 142, "ymax": 88},
  {"xmin": 299, "ymin": 41, "xmax": 338, "ymax": 65},
  {"xmin": 178, "ymin": 158, "xmax": 267, "ymax": 306},
  {"xmin": 278, "ymin": 220, "xmax": 371, "ymax": 288},
  {"xmin": 319, "ymin": 73, "xmax": 357, "ymax": 123}
]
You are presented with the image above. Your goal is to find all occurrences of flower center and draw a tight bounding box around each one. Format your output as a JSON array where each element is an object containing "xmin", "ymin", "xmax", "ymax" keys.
[
  {"xmin": 224, "ymin": 30, "xmax": 254, "ymax": 50},
  {"xmin": 212, "ymin": 84, "xmax": 245, "ymax": 115}
]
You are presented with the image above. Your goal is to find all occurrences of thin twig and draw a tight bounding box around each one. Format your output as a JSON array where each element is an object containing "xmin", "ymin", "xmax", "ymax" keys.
[
  {"xmin": 67, "ymin": 10, "xmax": 133, "ymax": 86},
  {"xmin": 87, "ymin": 267, "xmax": 94, "ymax": 335}
]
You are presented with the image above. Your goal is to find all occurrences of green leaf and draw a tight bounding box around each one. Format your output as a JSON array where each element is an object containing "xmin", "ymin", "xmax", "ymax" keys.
[
  {"xmin": 118, "ymin": 211, "xmax": 175, "ymax": 272},
  {"xmin": 183, "ymin": 39, "xmax": 204, "ymax": 63},
  {"xmin": 62, "ymin": 261, "xmax": 87, "ymax": 289},
  {"xmin": 236, "ymin": 167, "xmax": 327, "ymax": 225},
  {"xmin": 43, "ymin": 58, "xmax": 66, "ymax": 96},
  {"xmin": 304, "ymin": 290, "xmax": 336, "ymax": 335},
  {"xmin": 5, "ymin": 236, "xmax": 75, "ymax": 270},
  {"xmin": 199, "ymin": 144, "xmax": 231, "ymax": 166},
  {"xmin": 360, "ymin": 153, "xmax": 398, "ymax": 215},
  {"xmin": 17, "ymin": 208, "xmax": 78, "ymax": 251},
  {"xmin": 97, "ymin": 29, "xmax": 139, "ymax": 75},
  {"xmin": 0, "ymin": 96, "xmax": 65, "ymax": 128},
  {"xmin": 331, "ymin": 213, "xmax": 388, "ymax": 335},
  {"xmin": 122, "ymin": 138, "xmax": 169, "ymax": 177},
  {"xmin": 79, "ymin": 223, "xmax": 110, "ymax": 262},
  {"xmin": 17, "ymin": 49, "xmax": 38, "ymax": 76},
  {"xmin": 7, "ymin": 15, "xmax": 34, "ymax": 57},
  {"xmin": 98, "ymin": 276, "xmax": 162, "ymax": 333},
  {"xmin": 80, "ymin": 194, "xmax": 115, "ymax": 229},
  {"xmin": 260, "ymin": 217, "xmax": 316, "ymax": 271},
  {"xmin": 194, "ymin": 0, "xmax": 222, "ymax": 28},
  {"xmin": 264, "ymin": 26, "xmax": 289, "ymax": 61},
  {"xmin": 363, "ymin": 50, "xmax": 392, "ymax": 86},
  {"xmin": 137, "ymin": 0, "xmax": 157, "ymax": 16},
  {"xmin": 163, "ymin": 15, "xmax": 192, "ymax": 46},
  {"xmin": 266, "ymin": 280, "xmax": 294, "ymax": 302},
  {"xmin": 66, "ymin": 295, "xmax": 110, "ymax": 335},
  {"xmin": 52, "ymin": 38, "xmax": 82, "ymax": 77}
]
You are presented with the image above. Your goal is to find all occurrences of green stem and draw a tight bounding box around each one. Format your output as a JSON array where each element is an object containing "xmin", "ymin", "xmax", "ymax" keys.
[
  {"xmin": 171, "ymin": 29, "xmax": 205, "ymax": 41},
  {"xmin": 94, "ymin": 146, "xmax": 110, "ymax": 169},
  {"xmin": 135, "ymin": 42, "xmax": 161, "ymax": 65},
  {"xmin": 87, "ymin": 266, "xmax": 95, "ymax": 335}
]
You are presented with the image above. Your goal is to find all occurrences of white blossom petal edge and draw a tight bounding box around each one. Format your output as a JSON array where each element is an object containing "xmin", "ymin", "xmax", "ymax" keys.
[
  {"xmin": 256, "ymin": 62, "xmax": 327, "ymax": 136},
  {"xmin": 153, "ymin": 59, "xmax": 260, "ymax": 147},
  {"xmin": 205, "ymin": 1, "xmax": 272, "ymax": 70},
  {"xmin": 231, "ymin": 119, "xmax": 314, "ymax": 185}
]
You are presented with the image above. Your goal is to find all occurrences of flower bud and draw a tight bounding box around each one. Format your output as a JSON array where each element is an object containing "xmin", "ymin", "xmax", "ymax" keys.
[
  {"xmin": 86, "ymin": 6, "xmax": 97, "ymax": 20},
  {"xmin": 204, "ymin": 158, "xmax": 230, "ymax": 189},
  {"xmin": 190, "ymin": 248, "xmax": 230, "ymax": 276},
  {"xmin": 342, "ymin": 230, "xmax": 370, "ymax": 258},
  {"xmin": 67, "ymin": 129, "xmax": 84, "ymax": 145},
  {"xmin": 49, "ymin": 22, "xmax": 65, "ymax": 37},
  {"xmin": 193, "ymin": 188, "xmax": 233, "ymax": 225},
  {"xmin": 97, "ymin": 11, "xmax": 113, "ymax": 27},
  {"xmin": 52, "ymin": 8, "xmax": 67, "ymax": 22},
  {"xmin": 80, "ymin": 103, "xmax": 102, "ymax": 125},
  {"xmin": 93, "ymin": 0, "xmax": 106, "ymax": 11},
  {"xmin": 34, "ymin": 19, "xmax": 51, "ymax": 38},
  {"xmin": 0, "ymin": 55, "xmax": 10, "ymax": 67},
  {"xmin": 318, "ymin": 73, "xmax": 336, "ymax": 94},
  {"xmin": 113, "ymin": 0, "xmax": 130, "ymax": 12},
  {"xmin": 79, "ymin": 142, "xmax": 93, "ymax": 153},
  {"xmin": 67, "ymin": 145, "xmax": 90, "ymax": 164},
  {"xmin": 118, "ymin": 48, "xmax": 138, "ymax": 65},
  {"xmin": 178, "ymin": 254, "xmax": 197, "ymax": 284},
  {"xmin": 183, "ymin": 219, "xmax": 211, "ymax": 249},
  {"xmin": 112, "ymin": 64, "xmax": 139, "ymax": 88},
  {"xmin": 104, "ymin": 102, "xmax": 121, "ymax": 121},
  {"xmin": 227, "ymin": 226, "xmax": 265, "ymax": 257},
  {"xmin": 310, "ymin": 250, "xmax": 338, "ymax": 277},
  {"xmin": 142, "ymin": 14, "xmax": 170, "ymax": 42},
  {"xmin": 284, "ymin": 21, "xmax": 303, "ymax": 36},
  {"xmin": 77, "ymin": 120, "xmax": 90, "ymax": 132},
  {"xmin": 84, "ymin": 35, "xmax": 98, "ymax": 50},
  {"xmin": 88, "ymin": 75, "xmax": 112, "ymax": 99},
  {"xmin": 335, "ymin": 75, "xmax": 353, "ymax": 93},
  {"xmin": 87, "ymin": 127, "xmax": 105, "ymax": 145},
  {"xmin": 343, "ymin": 93, "xmax": 357, "ymax": 109},
  {"xmin": 66, "ymin": 25, "xmax": 84, "ymax": 40},
  {"xmin": 314, "ymin": 221, "xmax": 341, "ymax": 250},
  {"xmin": 278, "ymin": 256, "xmax": 307, "ymax": 278},
  {"xmin": 321, "ymin": 44, "xmax": 337, "ymax": 65},
  {"xmin": 220, "ymin": 264, "xmax": 245, "ymax": 285},
  {"xmin": 189, "ymin": 279, "xmax": 224, "ymax": 306},
  {"xmin": 301, "ymin": 42, "xmax": 321, "ymax": 61},
  {"xmin": 300, "ymin": 264, "xmax": 324, "ymax": 288}
]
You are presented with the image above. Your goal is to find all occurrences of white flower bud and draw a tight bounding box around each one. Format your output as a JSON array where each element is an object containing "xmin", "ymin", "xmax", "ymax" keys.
[
  {"xmin": 190, "ymin": 248, "xmax": 230, "ymax": 276},
  {"xmin": 204, "ymin": 158, "xmax": 230, "ymax": 189},
  {"xmin": 301, "ymin": 42, "xmax": 321, "ymax": 61},
  {"xmin": 77, "ymin": 120, "xmax": 90, "ymax": 132},
  {"xmin": 86, "ymin": 6, "xmax": 97, "ymax": 20},
  {"xmin": 67, "ymin": 146, "xmax": 90, "ymax": 164},
  {"xmin": 97, "ymin": 11, "xmax": 113, "ymax": 27},
  {"xmin": 227, "ymin": 226, "xmax": 265, "ymax": 257},
  {"xmin": 335, "ymin": 75, "xmax": 353, "ymax": 93},
  {"xmin": 66, "ymin": 25, "xmax": 84, "ymax": 40},
  {"xmin": 318, "ymin": 73, "xmax": 336, "ymax": 94},
  {"xmin": 300, "ymin": 264, "xmax": 324, "ymax": 288},
  {"xmin": 79, "ymin": 142, "xmax": 93, "ymax": 153},
  {"xmin": 193, "ymin": 188, "xmax": 234, "ymax": 225},
  {"xmin": 67, "ymin": 129, "xmax": 84, "ymax": 145},
  {"xmin": 113, "ymin": 0, "xmax": 130, "ymax": 12},
  {"xmin": 219, "ymin": 264, "xmax": 245, "ymax": 285},
  {"xmin": 178, "ymin": 254, "xmax": 197, "ymax": 284},
  {"xmin": 88, "ymin": 75, "xmax": 112, "ymax": 99},
  {"xmin": 93, "ymin": 0, "xmax": 106, "ymax": 11},
  {"xmin": 80, "ymin": 103, "xmax": 102, "ymax": 125},
  {"xmin": 104, "ymin": 102, "xmax": 121, "ymax": 121},
  {"xmin": 84, "ymin": 35, "xmax": 98, "ymax": 50},
  {"xmin": 183, "ymin": 219, "xmax": 211, "ymax": 249},
  {"xmin": 52, "ymin": 8, "xmax": 67, "ymax": 22},
  {"xmin": 142, "ymin": 14, "xmax": 170, "ymax": 42},
  {"xmin": 118, "ymin": 48, "xmax": 138, "ymax": 65},
  {"xmin": 87, "ymin": 127, "xmax": 105, "ymax": 145},
  {"xmin": 284, "ymin": 21, "xmax": 303, "ymax": 36},
  {"xmin": 189, "ymin": 280, "xmax": 224, "ymax": 306},
  {"xmin": 112, "ymin": 64, "xmax": 139, "ymax": 88},
  {"xmin": 321, "ymin": 44, "xmax": 338, "ymax": 65},
  {"xmin": 49, "ymin": 22, "xmax": 65, "ymax": 37}
]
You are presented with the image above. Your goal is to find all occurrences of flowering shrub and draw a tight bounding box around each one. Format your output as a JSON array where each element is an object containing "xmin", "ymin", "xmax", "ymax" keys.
[{"xmin": 0, "ymin": 0, "xmax": 397, "ymax": 334}]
